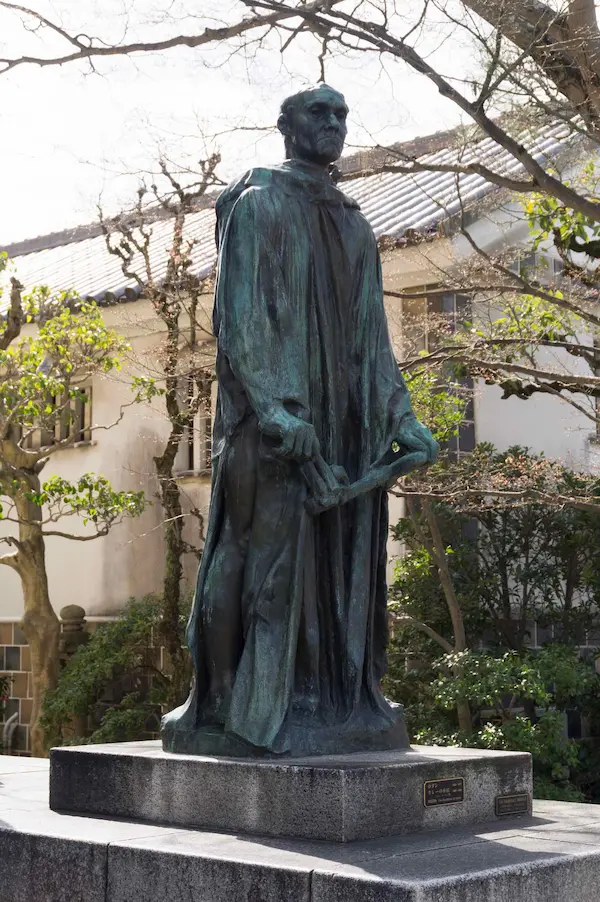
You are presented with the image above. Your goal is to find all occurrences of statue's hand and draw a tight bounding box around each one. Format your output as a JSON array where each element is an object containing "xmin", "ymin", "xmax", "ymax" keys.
[
  {"xmin": 397, "ymin": 415, "xmax": 439, "ymax": 465},
  {"xmin": 260, "ymin": 409, "xmax": 320, "ymax": 462}
]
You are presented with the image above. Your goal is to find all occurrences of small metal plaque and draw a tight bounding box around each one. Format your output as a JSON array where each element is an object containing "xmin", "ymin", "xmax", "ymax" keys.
[
  {"xmin": 423, "ymin": 777, "xmax": 465, "ymax": 807},
  {"xmin": 495, "ymin": 792, "xmax": 530, "ymax": 817}
]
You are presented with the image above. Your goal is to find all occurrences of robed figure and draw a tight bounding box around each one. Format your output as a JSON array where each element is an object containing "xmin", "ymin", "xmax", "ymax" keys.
[{"xmin": 162, "ymin": 85, "xmax": 438, "ymax": 757}]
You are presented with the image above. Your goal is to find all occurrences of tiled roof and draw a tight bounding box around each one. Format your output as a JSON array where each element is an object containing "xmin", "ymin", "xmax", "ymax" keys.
[
  {"xmin": 6, "ymin": 208, "xmax": 218, "ymax": 305},
  {"xmin": 3, "ymin": 120, "xmax": 575, "ymax": 304},
  {"xmin": 346, "ymin": 120, "xmax": 573, "ymax": 237}
]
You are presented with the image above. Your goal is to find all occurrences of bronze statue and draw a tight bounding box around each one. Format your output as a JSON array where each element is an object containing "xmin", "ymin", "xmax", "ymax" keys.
[{"xmin": 162, "ymin": 84, "xmax": 438, "ymax": 757}]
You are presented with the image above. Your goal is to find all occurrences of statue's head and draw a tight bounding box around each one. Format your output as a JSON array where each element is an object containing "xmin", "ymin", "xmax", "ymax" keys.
[{"xmin": 277, "ymin": 84, "xmax": 348, "ymax": 165}]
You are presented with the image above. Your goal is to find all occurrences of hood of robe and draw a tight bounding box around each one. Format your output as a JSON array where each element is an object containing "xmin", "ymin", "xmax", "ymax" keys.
[{"xmin": 215, "ymin": 161, "xmax": 360, "ymax": 244}]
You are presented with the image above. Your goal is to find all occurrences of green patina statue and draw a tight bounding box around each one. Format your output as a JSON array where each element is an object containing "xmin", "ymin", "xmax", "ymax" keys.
[{"xmin": 161, "ymin": 85, "xmax": 439, "ymax": 757}]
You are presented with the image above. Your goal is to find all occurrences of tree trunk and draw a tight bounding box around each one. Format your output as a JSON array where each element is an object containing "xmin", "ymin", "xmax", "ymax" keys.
[
  {"xmin": 18, "ymin": 521, "xmax": 60, "ymax": 757},
  {"xmin": 455, "ymin": 700, "xmax": 472, "ymax": 735},
  {"xmin": 155, "ymin": 454, "xmax": 189, "ymax": 707},
  {"xmin": 415, "ymin": 499, "xmax": 473, "ymax": 735},
  {"xmin": 462, "ymin": 0, "xmax": 600, "ymax": 130},
  {"xmin": 2, "ymin": 475, "xmax": 61, "ymax": 757}
]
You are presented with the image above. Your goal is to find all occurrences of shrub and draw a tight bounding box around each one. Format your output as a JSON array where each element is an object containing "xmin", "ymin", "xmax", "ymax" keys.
[
  {"xmin": 41, "ymin": 594, "xmax": 191, "ymax": 749},
  {"xmin": 392, "ymin": 646, "xmax": 599, "ymax": 801}
]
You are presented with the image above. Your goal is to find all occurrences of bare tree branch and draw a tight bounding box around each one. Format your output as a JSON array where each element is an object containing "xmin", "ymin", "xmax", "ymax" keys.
[
  {"xmin": 461, "ymin": 0, "xmax": 600, "ymax": 127},
  {"xmin": 343, "ymin": 155, "xmax": 539, "ymax": 194},
  {"xmin": 0, "ymin": 534, "xmax": 23, "ymax": 553},
  {"xmin": 251, "ymin": 0, "xmax": 600, "ymax": 222},
  {"xmin": 42, "ymin": 527, "xmax": 109, "ymax": 541},
  {"xmin": 0, "ymin": 2, "xmax": 88, "ymax": 49},
  {"xmin": 456, "ymin": 223, "xmax": 600, "ymax": 327},
  {"xmin": 390, "ymin": 612, "xmax": 454, "ymax": 652},
  {"xmin": 393, "ymin": 482, "xmax": 600, "ymax": 515},
  {"xmin": 0, "ymin": 2, "xmax": 304, "ymax": 74},
  {"xmin": 0, "ymin": 277, "xmax": 23, "ymax": 351},
  {"xmin": 0, "ymin": 550, "xmax": 19, "ymax": 569}
]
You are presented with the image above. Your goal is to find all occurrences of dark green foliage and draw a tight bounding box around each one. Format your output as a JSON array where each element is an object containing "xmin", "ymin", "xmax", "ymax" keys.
[
  {"xmin": 388, "ymin": 446, "xmax": 600, "ymax": 800},
  {"xmin": 41, "ymin": 595, "xmax": 191, "ymax": 748},
  {"xmin": 388, "ymin": 646, "xmax": 598, "ymax": 801},
  {"xmin": 392, "ymin": 446, "xmax": 600, "ymax": 655},
  {"xmin": 526, "ymin": 163, "xmax": 600, "ymax": 264}
]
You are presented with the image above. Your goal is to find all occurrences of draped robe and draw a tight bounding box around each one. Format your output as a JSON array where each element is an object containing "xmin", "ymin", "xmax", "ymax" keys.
[{"xmin": 161, "ymin": 161, "xmax": 415, "ymax": 756}]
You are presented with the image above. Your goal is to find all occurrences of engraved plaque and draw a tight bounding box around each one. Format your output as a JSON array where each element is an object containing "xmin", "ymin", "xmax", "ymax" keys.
[
  {"xmin": 495, "ymin": 792, "xmax": 530, "ymax": 817},
  {"xmin": 423, "ymin": 777, "xmax": 465, "ymax": 807}
]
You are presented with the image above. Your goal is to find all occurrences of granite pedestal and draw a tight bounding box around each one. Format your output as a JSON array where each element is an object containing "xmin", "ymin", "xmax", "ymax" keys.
[
  {"xmin": 4, "ymin": 757, "xmax": 600, "ymax": 902},
  {"xmin": 49, "ymin": 741, "xmax": 532, "ymax": 842}
]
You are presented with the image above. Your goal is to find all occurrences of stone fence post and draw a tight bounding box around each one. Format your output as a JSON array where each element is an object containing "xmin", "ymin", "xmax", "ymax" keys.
[{"xmin": 58, "ymin": 605, "xmax": 89, "ymax": 741}]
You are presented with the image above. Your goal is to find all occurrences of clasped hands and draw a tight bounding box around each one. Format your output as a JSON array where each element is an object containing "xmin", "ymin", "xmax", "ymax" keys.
[{"xmin": 260, "ymin": 408, "xmax": 439, "ymax": 507}]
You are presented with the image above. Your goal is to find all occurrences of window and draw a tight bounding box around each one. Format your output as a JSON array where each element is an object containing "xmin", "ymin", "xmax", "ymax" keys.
[
  {"xmin": 440, "ymin": 291, "xmax": 470, "ymax": 330},
  {"xmin": 401, "ymin": 295, "xmax": 429, "ymax": 355},
  {"xmin": 446, "ymin": 412, "xmax": 476, "ymax": 458},
  {"xmin": 398, "ymin": 287, "xmax": 471, "ymax": 357},
  {"xmin": 178, "ymin": 407, "xmax": 212, "ymax": 475},
  {"xmin": 508, "ymin": 251, "xmax": 563, "ymax": 283},
  {"xmin": 53, "ymin": 388, "xmax": 92, "ymax": 445},
  {"xmin": 439, "ymin": 295, "xmax": 476, "ymax": 459},
  {"xmin": 11, "ymin": 387, "xmax": 92, "ymax": 450},
  {"xmin": 174, "ymin": 377, "xmax": 213, "ymax": 476},
  {"xmin": 398, "ymin": 288, "xmax": 475, "ymax": 458}
]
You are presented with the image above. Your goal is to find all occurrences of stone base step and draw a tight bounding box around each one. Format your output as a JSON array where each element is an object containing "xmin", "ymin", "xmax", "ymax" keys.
[
  {"xmin": 49, "ymin": 741, "xmax": 532, "ymax": 842},
  {"xmin": 3, "ymin": 759, "xmax": 600, "ymax": 902}
]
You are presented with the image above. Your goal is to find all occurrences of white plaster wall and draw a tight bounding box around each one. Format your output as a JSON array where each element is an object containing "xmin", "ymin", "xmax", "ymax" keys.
[
  {"xmin": 0, "ymin": 302, "xmax": 213, "ymax": 619},
  {"xmin": 474, "ymin": 382, "xmax": 594, "ymax": 468},
  {"xmin": 386, "ymin": 493, "xmax": 405, "ymax": 583}
]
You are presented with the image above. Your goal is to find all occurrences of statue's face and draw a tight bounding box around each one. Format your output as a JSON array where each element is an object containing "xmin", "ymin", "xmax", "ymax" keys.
[{"xmin": 281, "ymin": 87, "xmax": 348, "ymax": 165}]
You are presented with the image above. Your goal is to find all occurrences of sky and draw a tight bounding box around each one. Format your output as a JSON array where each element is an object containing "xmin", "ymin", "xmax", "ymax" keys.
[{"xmin": 0, "ymin": 1, "xmax": 479, "ymax": 245}]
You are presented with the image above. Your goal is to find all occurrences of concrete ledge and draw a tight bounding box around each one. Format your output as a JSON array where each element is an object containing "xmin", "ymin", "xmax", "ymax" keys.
[
  {"xmin": 4, "ymin": 760, "xmax": 600, "ymax": 902},
  {"xmin": 0, "ymin": 819, "xmax": 107, "ymax": 902},
  {"xmin": 108, "ymin": 842, "xmax": 312, "ymax": 902},
  {"xmin": 49, "ymin": 741, "xmax": 532, "ymax": 842}
]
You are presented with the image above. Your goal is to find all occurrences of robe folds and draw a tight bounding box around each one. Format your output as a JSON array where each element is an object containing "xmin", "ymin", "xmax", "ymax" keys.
[{"xmin": 162, "ymin": 161, "xmax": 416, "ymax": 755}]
